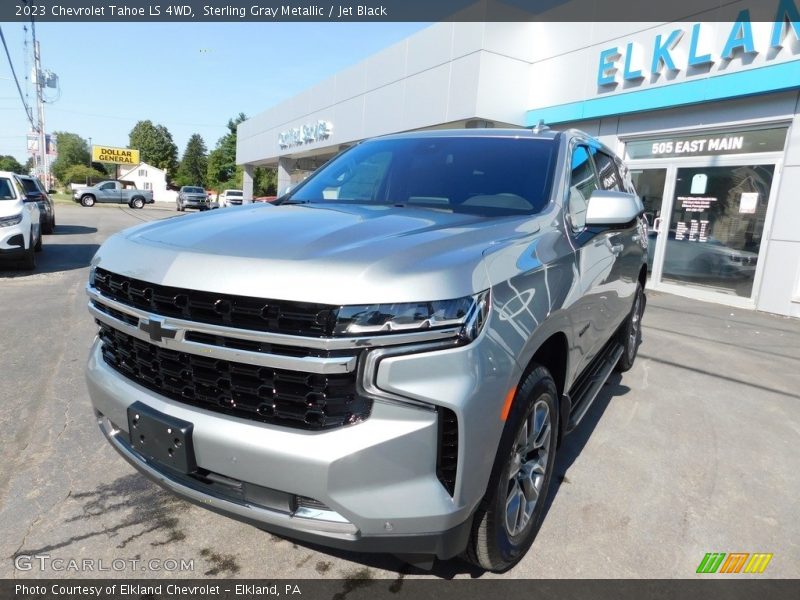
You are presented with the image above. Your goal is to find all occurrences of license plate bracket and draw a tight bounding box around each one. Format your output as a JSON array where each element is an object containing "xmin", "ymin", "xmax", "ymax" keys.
[{"xmin": 127, "ymin": 401, "xmax": 196, "ymax": 474}]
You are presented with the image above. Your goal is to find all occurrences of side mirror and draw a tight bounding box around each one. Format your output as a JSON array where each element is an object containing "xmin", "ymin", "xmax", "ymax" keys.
[{"xmin": 585, "ymin": 190, "xmax": 643, "ymax": 226}]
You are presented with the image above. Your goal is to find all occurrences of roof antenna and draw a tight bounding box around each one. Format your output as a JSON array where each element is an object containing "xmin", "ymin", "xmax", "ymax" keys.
[{"xmin": 531, "ymin": 119, "xmax": 549, "ymax": 134}]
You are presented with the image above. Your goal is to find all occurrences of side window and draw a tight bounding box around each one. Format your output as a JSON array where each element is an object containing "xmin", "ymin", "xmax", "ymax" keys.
[
  {"xmin": 99, "ymin": 182, "xmax": 114, "ymax": 190},
  {"xmin": 592, "ymin": 149, "xmax": 622, "ymax": 191},
  {"xmin": 0, "ymin": 177, "xmax": 15, "ymax": 199},
  {"xmin": 568, "ymin": 145, "xmax": 599, "ymax": 231}
]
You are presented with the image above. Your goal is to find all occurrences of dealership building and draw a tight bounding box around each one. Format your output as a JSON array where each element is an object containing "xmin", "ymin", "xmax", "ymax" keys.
[{"xmin": 237, "ymin": 11, "xmax": 800, "ymax": 318}]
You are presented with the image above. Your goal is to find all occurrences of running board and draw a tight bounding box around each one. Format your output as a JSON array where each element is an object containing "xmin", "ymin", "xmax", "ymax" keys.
[{"xmin": 564, "ymin": 342, "xmax": 624, "ymax": 434}]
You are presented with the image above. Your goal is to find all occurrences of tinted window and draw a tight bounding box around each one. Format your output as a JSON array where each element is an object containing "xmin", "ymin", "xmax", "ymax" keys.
[
  {"xmin": 592, "ymin": 149, "xmax": 622, "ymax": 191},
  {"xmin": 287, "ymin": 137, "xmax": 558, "ymax": 217},
  {"xmin": 17, "ymin": 177, "xmax": 40, "ymax": 194},
  {"xmin": 184, "ymin": 187, "xmax": 204, "ymax": 193},
  {"xmin": 567, "ymin": 145, "xmax": 599, "ymax": 230},
  {"xmin": 227, "ymin": 191, "xmax": 243, "ymax": 197},
  {"xmin": 99, "ymin": 182, "xmax": 115, "ymax": 190},
  {"xmin": 0, "ymin": 177, "xmax": 15, "ymax": 200}
]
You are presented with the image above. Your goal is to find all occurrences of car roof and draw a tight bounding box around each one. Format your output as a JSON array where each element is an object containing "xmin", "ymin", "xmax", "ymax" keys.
[{"xmin": 376, "ymin": 128, "xmax": 562, "ymax": 142}]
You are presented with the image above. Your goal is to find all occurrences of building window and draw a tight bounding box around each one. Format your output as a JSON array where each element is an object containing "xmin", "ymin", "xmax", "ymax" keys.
[
  {"xmin": 143, "ymin": 182, "xmax": 151, "ymax": 190},
  {"xmin": 138, "ymin": 169, "xmax": 147, "ymax": 177}
]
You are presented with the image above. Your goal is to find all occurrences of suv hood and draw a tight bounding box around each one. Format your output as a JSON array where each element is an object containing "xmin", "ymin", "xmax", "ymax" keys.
[{"xmin": 95, "ymin": 203, "xmax": 541, "ymax": 305}]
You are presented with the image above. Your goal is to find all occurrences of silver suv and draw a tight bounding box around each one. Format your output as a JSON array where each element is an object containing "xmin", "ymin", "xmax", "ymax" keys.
[{"xmin": 85, "ymin": 129, "xmax": 647, "ymax": 572}]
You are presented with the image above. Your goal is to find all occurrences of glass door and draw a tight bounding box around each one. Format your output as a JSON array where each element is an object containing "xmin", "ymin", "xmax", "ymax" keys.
[
  {"xmin": 661, "ymin": 165, "xmax": 775, "ymax": 298},
  {"xmin": 630, "ymin": 168, "xmax": 668, "ymax": 278}
]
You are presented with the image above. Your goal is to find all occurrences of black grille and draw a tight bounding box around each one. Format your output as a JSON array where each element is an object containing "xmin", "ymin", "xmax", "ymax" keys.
[
  {"xmin": 97, "ymin": 323, "xmax": 371, "ymax": 430},
  {"xmin": 93, "ymin": 268, "xmax": 339, "ymax": 337},
  {"xmin": 436, "ymin": 407, "xmax": 458, "ymax": 496}
]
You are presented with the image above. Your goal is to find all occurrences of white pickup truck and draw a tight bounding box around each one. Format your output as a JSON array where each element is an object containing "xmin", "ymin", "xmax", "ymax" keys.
[{"xmin": 73, "ymin": 180, "xmax": 154, "ymax": 209}]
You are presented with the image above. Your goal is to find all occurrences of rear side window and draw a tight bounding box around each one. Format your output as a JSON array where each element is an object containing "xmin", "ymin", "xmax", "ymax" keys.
[
  {"xmin": 0, "ymin": 177, "xmax": 16, "ymax": 200},
  {"xmin": 567, "ymin": 145, "xmax": 599, "ymax": 230},
  {"xmin": 591, "ymin": 149, "xmax": 622, "ymax": 191},
  {"xmin": 17, "ymin": 177, "xmax": 40, "ymax": 194}
]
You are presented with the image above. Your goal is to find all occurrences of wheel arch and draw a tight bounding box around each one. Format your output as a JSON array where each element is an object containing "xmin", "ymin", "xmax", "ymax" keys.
[{"xmin": 518, "ymin": 331, "xmax": 570, "ymax": 447}]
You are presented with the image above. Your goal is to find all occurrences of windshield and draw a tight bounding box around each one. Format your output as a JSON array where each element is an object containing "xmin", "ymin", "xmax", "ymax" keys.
[
  {"xmin": 184, "ymin": 187, "xmax": 205, "ymax": 193},
  {"xmin": 0, "ymin": 177, "xmax": 16, "ymax": 200},
  {"xmin": 284, "ymin": 136, "xmax": 558, "ymax": 216},
  {"xmin": 227, "ymin": 191, "xmax": 243, "ymax": 197}
]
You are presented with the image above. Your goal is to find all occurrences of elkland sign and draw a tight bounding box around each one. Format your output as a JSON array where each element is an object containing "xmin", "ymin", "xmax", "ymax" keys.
[{"xmin": 597, "ymin": 0, "xmax": 800, "ymax": 88}]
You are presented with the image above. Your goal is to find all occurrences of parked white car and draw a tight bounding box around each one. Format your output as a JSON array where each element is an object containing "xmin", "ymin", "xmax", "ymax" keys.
[
  {"xmin": 0, "ymin": 170, "xmax": 42, "ymax": 270},
  {"xmin": 218, "ymin": 189, "xmax": 244, "ymax": 207}
]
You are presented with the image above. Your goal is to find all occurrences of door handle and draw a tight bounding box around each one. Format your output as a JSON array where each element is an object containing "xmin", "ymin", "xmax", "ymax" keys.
[
  {"xmin": 605, "ymin": 237, "xmax": 624, "ymax": 255},
  {"xmin": 653, "ymin": 216, "xmax": 662, "ymax": 234}
]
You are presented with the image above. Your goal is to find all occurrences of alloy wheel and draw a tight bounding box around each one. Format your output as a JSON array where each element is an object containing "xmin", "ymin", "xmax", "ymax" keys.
[{"xmin": 504, "ymin": 399, "xmax": 551, "ymax": 537}]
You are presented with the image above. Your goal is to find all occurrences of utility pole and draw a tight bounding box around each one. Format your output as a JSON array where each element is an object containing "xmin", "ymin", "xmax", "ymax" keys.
[{"xmin": 31, "ymin": 17, "xmax": 49, "ymax": 189}]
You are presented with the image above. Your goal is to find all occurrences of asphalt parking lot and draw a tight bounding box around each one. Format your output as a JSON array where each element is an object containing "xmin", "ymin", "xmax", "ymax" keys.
[{"xmin": 1, "ymin": 203, "xmax": 798, "ymax": 581}]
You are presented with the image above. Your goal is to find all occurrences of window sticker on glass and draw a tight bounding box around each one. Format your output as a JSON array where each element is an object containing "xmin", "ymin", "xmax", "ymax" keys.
[
  {"xmin": 739, "ymin": 192, "xmax": 758, "ymax": 214},
  {"xmin": 690, "ymin": 173, "xmax": 708, "ymax": 194}
]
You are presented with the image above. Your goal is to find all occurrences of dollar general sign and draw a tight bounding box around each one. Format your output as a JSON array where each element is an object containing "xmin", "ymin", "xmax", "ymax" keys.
[{"xmin": 92, "ymin": 145, "xmax": 140, "ymax": 165}]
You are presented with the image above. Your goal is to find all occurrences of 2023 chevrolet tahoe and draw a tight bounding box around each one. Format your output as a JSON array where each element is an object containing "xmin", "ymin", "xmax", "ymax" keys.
[{"xmin": 85, "ymin": 128, "xmax": 648, "ymax": 571}]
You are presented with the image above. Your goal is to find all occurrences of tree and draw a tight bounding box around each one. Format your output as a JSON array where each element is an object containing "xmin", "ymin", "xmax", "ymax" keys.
[
  {"xmin": 129, "ymin": 120, "xmax": 178, "ymax": 176},
  {"xmin": 253, "ymin": 167, "xmax": 277, "ymax": 196},
  {"xmin": 206, "ymin": 113, "xmax": 247, "ymax": 191},
  {"xmin": 175, "ymin": 134, "xmax": 208, "ymax": 187},
  {"xmin": 50, "ymin": 132, "xmax": 90, "ymax": 183},
  {"xmin": 0, "ymin": 155, "xmax": 26, "ymax": 174},
  {"xmin": 61, "ymin": 164, "xmax": 107, "ymax": 186}
]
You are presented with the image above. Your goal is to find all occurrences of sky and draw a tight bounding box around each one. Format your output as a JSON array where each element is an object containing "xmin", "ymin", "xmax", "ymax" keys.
[{"xmin": 0, "ymin": 22, "xmax": 428, "ymax": 162}]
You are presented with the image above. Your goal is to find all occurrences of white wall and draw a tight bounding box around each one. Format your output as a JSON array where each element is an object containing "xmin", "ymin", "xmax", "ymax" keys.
[{"xmin": 236, "ymin": 22, "xmax": 539, "ymax": 165}]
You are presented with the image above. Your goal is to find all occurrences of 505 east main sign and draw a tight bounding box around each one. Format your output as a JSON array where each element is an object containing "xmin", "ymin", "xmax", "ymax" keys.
[{"xmin": 597, "ymin": 0, "xmax": 800, "ymax": 87}]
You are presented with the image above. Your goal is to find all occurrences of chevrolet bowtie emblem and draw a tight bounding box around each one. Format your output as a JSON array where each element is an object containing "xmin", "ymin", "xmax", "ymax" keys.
[{"xmin": 139, "ymin": 318, "xmax": 178, "ymax": 342}]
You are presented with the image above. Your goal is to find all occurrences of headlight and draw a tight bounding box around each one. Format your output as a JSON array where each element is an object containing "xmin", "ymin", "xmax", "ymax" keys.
[
  {"xmin": 0, "ymin": 213, "xmax": 23, "ymax": 227},
  {"xmin": 334, "ymin": 290, "xmax": 490, "ymax": 341}
]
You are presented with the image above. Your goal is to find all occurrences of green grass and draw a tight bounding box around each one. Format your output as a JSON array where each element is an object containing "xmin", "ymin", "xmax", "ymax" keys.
[{"xmin": 51, "ymin": 192, "xmax": 75, "ymax": 205}]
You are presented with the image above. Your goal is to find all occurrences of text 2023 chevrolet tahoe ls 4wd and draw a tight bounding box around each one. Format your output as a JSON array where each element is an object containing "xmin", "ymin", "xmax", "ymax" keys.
[{"xmin": 85, "ymin": 128, "xmax": 647, "ymax": 572}]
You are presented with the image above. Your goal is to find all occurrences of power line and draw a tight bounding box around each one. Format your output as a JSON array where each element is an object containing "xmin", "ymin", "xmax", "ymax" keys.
[{"xmin": 0, "ymin": 25, "xmax": 35, "ymax": 129}]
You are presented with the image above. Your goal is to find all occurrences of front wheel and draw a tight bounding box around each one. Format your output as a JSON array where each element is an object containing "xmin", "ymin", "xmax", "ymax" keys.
[
  {"xmin": 20, "ymin": 229, "xmax": 36, "ymax": 270},
  {"xmin": 131, "ymin": 197, "xmax": 145, "ymax": 209},
  {"xmin": 80, "ymin": 195, "xmax": 95, "ymax": 207},
  {"xmin": 615, "ymin": 283, "xmax": 645, "ymax": 372},
  {"xmin": 465, "ymin": 366, "xmax": 559, "ymax": 572}
]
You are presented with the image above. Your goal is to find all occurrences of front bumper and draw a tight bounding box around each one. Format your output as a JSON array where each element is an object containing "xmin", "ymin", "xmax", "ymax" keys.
[
  {"xmin": 0, "ymin": 223, "xmax": 28, "ymax": 258},
  {"xmin": 86, "ymin": 313, "xmax": 518, "ymax": 558},
  {"xmin": 181, "ymin": 199, "xmax": 208, "ymax": 208}
]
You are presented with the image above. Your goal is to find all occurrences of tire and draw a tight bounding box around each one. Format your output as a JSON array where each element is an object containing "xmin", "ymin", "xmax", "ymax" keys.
[
  {"xmin": 20, "ymin": 230, "xmax": 36, "ymax": 270},
  {"xmin": 34, "ymin": 228, "xmax": 42, "ymax": 252},
  {"xmin": 465, "ymin": 366, "xmax": 559, "ymax": 572},
  {"xmin": 80, "ymin": 195, "xmax": 95, "ymax": 207},
  {"xmin": 42, "ymin": 214, "xmax": 54, "ymax": 235},
  {"xmin": 131, "ymin": 197, "xmax": 145, "ymax": 209},
  {"xmin": 615, "ymin": 283, "xmax": 645, "ymax": 373}
]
